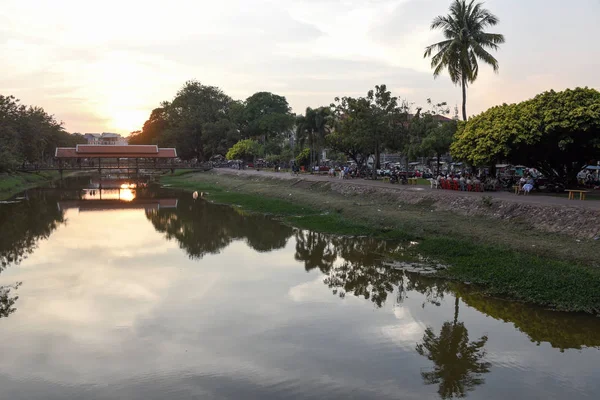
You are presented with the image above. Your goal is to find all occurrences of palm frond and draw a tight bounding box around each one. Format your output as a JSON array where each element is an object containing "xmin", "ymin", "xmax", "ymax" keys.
[{"xmin": 471, "ymin": 43, "xmax": 499, "ymax": 72}]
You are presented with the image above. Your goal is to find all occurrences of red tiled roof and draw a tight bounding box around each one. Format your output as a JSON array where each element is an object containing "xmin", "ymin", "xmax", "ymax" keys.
[
  {"xmin": 76, "ymin": 145, "xmax": 159, "ymax": 154},
  {"xmin": 55, "ymin": 146, "xmax": 177, "ymax": 158},
  {"xmin": 55, "ymin": 148, "xmax": 77, "ymax": 158},
  {"xmin": 158, "ymin": 148, "xmax": 177, "ymax": 158}
]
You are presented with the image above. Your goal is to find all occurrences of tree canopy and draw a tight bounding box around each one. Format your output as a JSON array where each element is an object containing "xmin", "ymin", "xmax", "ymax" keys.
[
  {"xmin": 0, "ymin": 95, "xmax": 85, "ymax": 171},
  {"xmin": 296, "ymin": 106, "xmax": 332, "ymax": 166},
  {"xmin": 226, "ymin": 139, "xmax": 261, "ymax": 161},
  {"xmin": 451, "ymin": 87, "xmax": 600, "ymax": 183},
  {"xmin": 243, "ymin": 92, "xmax": 294, "ymax": 142},
  {"xmin": 328, "ymin": 85, "xmax": 409, "ymax": 168},
  {"xmin": 130, "ymin": 82, "xmax": 295, "ymax": 162}
]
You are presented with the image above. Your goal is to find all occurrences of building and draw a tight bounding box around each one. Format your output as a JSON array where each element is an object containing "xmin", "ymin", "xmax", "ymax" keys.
[{"xmin": 83, "ymin": 132, "xmax": 128, "ymax": 146}]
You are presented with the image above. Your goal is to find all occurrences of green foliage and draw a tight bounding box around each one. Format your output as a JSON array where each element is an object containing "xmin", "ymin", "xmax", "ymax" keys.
[
  {"xmin": 405, "ymin": 100, "xmax": 457, "ymax": 171},
  {"xmin": 243, "ymin": 92, "xmax": 295, "ymax": 142},
  {"xmin": 226, "ymin": 139, "xmax": 261, "ymax": 161},
  {"xmin": 128, "ymin": 107, "xmax": 168, "ymax": 146},
  {"xmin": 424, "ymin": 0, "xmax": 505, "ymax": 120},
  {"xmin": 296, "ymin": 106, "xmax": 332, "ymax": 166},
  {"xmin": 0, "ymin": 171, "xmax": 62, "ymax": 200},
  {"xmin": 451, "ymin": 87, "xmax": 600, "ymax": 183},
  {"xmin": 419, "ymin": 236, "xmax": 600, "ymax": 314},
  {"xmin": 420, "ymin": 120, "xmax": 456, "ymax": 157},
  {"xmin": 165, "ymin": 81, "xmax": 235, "ymax": 160},
  {"xmin": 295, "ymin": 148, "xmax": 311, "ymax": 167},
  {"xmin": 280, "ymin": 144, "xmax": 295, "ymax": 164},
  {"xmin": 131, "ymin": 83, "xmax": 296, "ymax": 161},
  {"xmin": 0, "ymin": 95, "xmax": 85, "ymax": 171},
  {"xmin": 329, "ymin": 85, "xmax": 409, "ymax": 167}
]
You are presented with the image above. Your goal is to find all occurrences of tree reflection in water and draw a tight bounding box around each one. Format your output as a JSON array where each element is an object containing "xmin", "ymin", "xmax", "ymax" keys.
[
  {"xmin": 147, "ymin": 197, "xmax": 600, "ymax": 355},
  {"xmin": 0, "ymin": 283, "xmax": 22, "ymax": 319},
  {"xmin": 146, "ymin": 196, "xmax": 294, "ymax": 259},
  {"xmin": 0, "ymin": 189, "xmax": 68, "ymax": 319},
  {"xmin": 294, "ymin": 229, "xmax": 492, "ymax": 399},
  {"xmin": 416, "ymin": 297, "xmax": 491, "ymax": 399}
]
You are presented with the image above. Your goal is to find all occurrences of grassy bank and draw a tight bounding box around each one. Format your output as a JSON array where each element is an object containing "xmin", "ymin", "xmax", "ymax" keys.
[
  {"xmin": 161, "ymin": 171, "xmax": 600, "ymax": 314},
  {"xmin": 0, "ymin": 171, "xmax": 65, "ymax": 200}
]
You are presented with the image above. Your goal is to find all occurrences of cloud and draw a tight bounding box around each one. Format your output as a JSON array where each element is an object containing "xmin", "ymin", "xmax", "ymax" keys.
[{"xmin": 1, "ymin": 0, "xmax": 599, "ymax": 132}]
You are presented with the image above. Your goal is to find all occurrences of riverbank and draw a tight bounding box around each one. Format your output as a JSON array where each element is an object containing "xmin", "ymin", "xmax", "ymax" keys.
[
  {"xmin": 160, "ymin": 171, "xmax": 600, "ymax": 314},
  {"xmin": 0, "ymin": 171, "xmax": 64, "ymax": 200}
]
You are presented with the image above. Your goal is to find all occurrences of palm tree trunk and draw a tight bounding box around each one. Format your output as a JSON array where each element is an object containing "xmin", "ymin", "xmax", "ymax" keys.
[
  {"xmin": 461, "ymin": 77, "xmax": 467, "ymax": 121},
  {"xmin": 454, "ymin": 296, "xmax": 460, "ymax": 325}
]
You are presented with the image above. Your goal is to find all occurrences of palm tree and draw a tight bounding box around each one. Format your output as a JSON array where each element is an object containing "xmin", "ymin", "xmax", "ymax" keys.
[
  {"xmin": 313, "ymin": 106, "xmax": 333, "ymax": 163},
  {"xmin": 424, "ymin": 0, "xmax": 505, "ymax": 121},
  {"xmin": 296, "ymin": 107, "xmax": 332, "ymax": 168},
  {"xmin": 295, "ymin": 108, "xmax": 316, "ymax": 168}
]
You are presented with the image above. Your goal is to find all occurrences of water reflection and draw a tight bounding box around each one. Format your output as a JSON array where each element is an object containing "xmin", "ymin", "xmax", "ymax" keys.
[
  {"xmin": 143, "ymin": 196, "xmax": 600, "ymax": 353},
  {"xmin": 1, "ymin": 179, "xmax": 600, "ymax": 399},
  {"xmin": 0, "ymin": 283, "xmax": 21, "ymax": 319},
  {"xmin": 145, "ymin": 197, "xmax": 294, "ymax": 259},
  {"xmin": 416, "ymin": 298, "xmax": 491, "ymax": 399},
  {"xmin": 0, "ymin": 190, "xmax": 68, "ymax": 318}
]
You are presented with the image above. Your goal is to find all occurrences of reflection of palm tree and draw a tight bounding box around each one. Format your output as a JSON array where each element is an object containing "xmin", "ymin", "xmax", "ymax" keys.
[{"xmin": 416, "ymin": 297, "xmax": 491, "ymax": 399}]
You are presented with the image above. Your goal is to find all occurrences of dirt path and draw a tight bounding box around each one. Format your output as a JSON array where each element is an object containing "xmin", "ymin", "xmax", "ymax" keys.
[{"xmin": 213, "ymin": 168, "xmax": 600, "ymax": 211}]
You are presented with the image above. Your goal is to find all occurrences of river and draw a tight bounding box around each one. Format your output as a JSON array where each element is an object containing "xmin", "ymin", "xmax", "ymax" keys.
[{"xmin": 0, "ymin": 177, "xmax": 598, "ymax": 399}]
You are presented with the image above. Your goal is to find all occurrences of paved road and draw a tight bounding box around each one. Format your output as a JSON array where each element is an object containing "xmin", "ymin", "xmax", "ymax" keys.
[{"xmin": 213, "ymin": 168, "xmax": 600, "ymax": 210}]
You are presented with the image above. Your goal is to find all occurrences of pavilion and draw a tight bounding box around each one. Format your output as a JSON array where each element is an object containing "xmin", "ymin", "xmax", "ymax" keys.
[{"xmin": 54, "ymin": 145, "xmax": 178, "ymax": 173}]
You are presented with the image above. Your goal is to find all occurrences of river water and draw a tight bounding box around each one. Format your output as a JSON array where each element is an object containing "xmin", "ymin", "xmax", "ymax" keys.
[{"xmin": 0, "ymin": 177, "xmax": 599, "ymax": 400}]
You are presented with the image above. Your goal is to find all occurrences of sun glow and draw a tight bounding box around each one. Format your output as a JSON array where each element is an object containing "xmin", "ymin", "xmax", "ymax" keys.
[
  {"xmin": 112, "ymin": 109, "xmax": 148, "ymax": 134},
  {"xmin": 119, "ymin": 188, "xmax": 136, "ymax": 202}
]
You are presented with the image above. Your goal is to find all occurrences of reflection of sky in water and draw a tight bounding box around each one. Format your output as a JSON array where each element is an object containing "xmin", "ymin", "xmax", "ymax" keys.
[{"xmin": 0, "ymin": 206, "xmax": 599, "ymax": 400}]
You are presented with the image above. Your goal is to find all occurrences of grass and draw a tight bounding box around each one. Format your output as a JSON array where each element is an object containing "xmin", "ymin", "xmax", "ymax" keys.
[
  {"xmin": 419, "ymin": 237, "xmax": 600, "ymax": 314},
  {"xmin": 0, "ymin": 171, "xmax": 63, "ymax": 200},
  {"xmin": 160, "ymin": 171, "xmax": 600, "ymax": 314}
]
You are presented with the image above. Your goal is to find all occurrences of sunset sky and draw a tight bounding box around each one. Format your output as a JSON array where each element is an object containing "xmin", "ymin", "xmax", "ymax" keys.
[{"xmin": 1, "ymin": 0, "xmax": 599, "ymax": 135}]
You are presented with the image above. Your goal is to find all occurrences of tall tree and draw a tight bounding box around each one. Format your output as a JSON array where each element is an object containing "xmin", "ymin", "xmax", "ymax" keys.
[
  {"xmin": 296, "ymin": 106, "xmax": 332, "ymax": 167},
  {"xmin": 329, "ymin": 85, "xmax": 408, "ymax": 171},
  {"xmin": 243, "ymin": 92, "xmax": 294, "ymax": 143},
  {"xmin": 164, "ymin": 81, "xmax": 233, "ymax": 161},
  {"xmin": 424, "ymin": 0, "xmax": 505, "ymax": 121}
]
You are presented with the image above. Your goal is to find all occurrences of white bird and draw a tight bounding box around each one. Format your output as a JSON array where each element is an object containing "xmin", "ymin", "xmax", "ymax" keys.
[{"xmin": 192, "ymin": 191, "xmax": 199, "ymax": 199}]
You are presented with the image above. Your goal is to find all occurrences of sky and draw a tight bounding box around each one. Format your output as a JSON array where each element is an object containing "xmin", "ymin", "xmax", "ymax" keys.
[{"xmin": 1, "ymin": 0, "xmax": 599, "ymax": 135}]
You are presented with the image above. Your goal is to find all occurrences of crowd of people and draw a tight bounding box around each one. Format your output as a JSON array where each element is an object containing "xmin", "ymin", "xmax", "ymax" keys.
[{"xmin": 433, "ymin": 173, "xmax": 493, "ymax": 191}]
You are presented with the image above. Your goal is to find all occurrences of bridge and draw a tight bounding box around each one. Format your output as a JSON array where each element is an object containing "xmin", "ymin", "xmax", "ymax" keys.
[{"xmin": 17, "ymin": 145, "xmax": 212, "ymax": 176}]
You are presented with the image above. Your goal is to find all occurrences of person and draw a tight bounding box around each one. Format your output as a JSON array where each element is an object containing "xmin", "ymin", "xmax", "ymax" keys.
[{"xmin": 522, "ymin": 176, "xmax": 534, "ymax": 194}]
